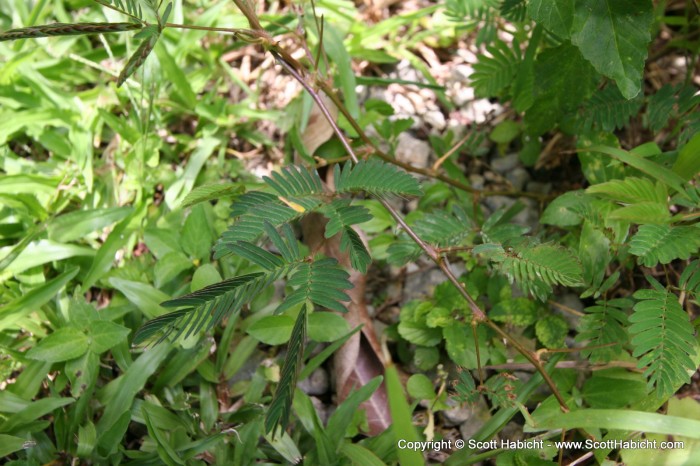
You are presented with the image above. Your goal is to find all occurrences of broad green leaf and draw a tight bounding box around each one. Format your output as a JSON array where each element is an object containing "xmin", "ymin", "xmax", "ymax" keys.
[
  {"xmin": 525, "ymin": 43, "xmax": 597, "ymax": 135},
  {"xmin": 97, "ymin": 344, "xmax": 171, "ymax": 451},
  {"xmin": 47, "ymin": 206, "xmax": 132, "ymax": 243},
  {"xmin": 527, "ymin": 0, "xmax": 574, "ymax": 38},
  {"xmin": 190, "ymin": 263, "xmax": 222, "ymax": 291},
  {"xmin": 1, "ymin": 240, "xmax": 94, "ymax": 276},
  {"xmin": 326, "ymin": 376, "xmax": 383, "ymax": 450},
  {"xmin": 0, "ymin": 267, "xmax": 78, "ymax": 332},
  {"xmin": 535, "ymin": 315, "xmax": 568, "ymax": 349},
  {"xmin": 66, "ymin": 351, "xmax": 100, "ymax": 397},
  {"xmin": 88, "ymin": 320, "xmax": 131, "ymax": 354},
  {"xmin": 406, "ymin": 374, "xmax": 437, "ymax": 400},
  {"xmin": 385, "ymin": 364, "xmax": 424, "ymax": 466},
  {"xmin": 165, "ymin": 137, "xmax": 221, "ymax": 209},
  {"xmin": 154, "ymin": 40, "xmax": 197, "ymax": 108},
  {"xmin": 341, "ymin": 443, "xmax": 388, "ymax": 466},
  {"xmin": 307, "ymin": 312, "xmax": 349, "ymax": 342},
  {"xmin": 673, "ymin": 132, "xmax": 700, "ymax": 181},
  {"xmin": 444, "ymin": 324, "xmax": 489, "ymax": 368},
  {"xmin": 0, "ymin": 434, "xmax": 28, "ymax": 457},
  {"xmin": 77, "ymin": 422, "xmax": 97, "ymax": 458},
  {"xmin": 0, "ymin": 397, "xmax": 75, "ymax": 433},
  {"xmin": 570, "ymin": 0, "xmax": 654, "ymax": 99},
  {"xmin": 154, "ymin": 251, "xmax": 193, "ymax": 288},
  {"xmin": 26, "ymin": 327, "xmax": 89, "ymax": 362},
  {"xmin": 109, "ymin": 278, "xmax": 170, "ymax": 319},
  {"xmin": 529, "ymin": 409, "xmax": 700, "ymax": 439},
  {"xmin": 181, "ymin": 204, "xmax": 214, "ymax": 260},
  {"xmin": 247, "ymin": 315, "xmax": 295, "ymax": 345}
]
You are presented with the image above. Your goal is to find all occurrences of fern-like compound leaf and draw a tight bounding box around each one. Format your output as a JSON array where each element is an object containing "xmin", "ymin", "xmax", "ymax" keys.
[
  {"xmin": 275, "ymin": 258, "xmax": 352, "ymax": 315},
  {"xmin": 680, "ymin": 260, "xmax": 700, "ymax": 302},
  {"xmin": 388, "ymin": 206, "xmax": 473, "ymax": 265},
  {"xmin": 263, "ymin": 165, "xmax": 324, "ymax": 211},
  {"xmin": 322, "ymin": 200, "xmax": 372, "ymax": 238},
  {"xmin": 133, "ymin": 273, "xmax": 267, "ymax": 344},
  {"xmin": 482, "ymin": 243, "xmax": 584, "ymax": 301},
  {"xmin": 576, "ymin": 298, "xmax": 631, "ymax": 363},
  {"xmin": 587, "ymin": 177, "xmax": 668, "ymax": 205},
  {"xmin": 334, "ymin": 159, "xmax": 422, "ymax": 197},
  {"xmin": 572, "ymin": 85, "xmax": 644, "ymax": 132},
  {"xmin": 630, "ymin": 287, "xmax": 697, "ymax": 396},
  {"xmin": 629, "ymin": 224, "xmax": 700, "ymax": 267},
  {"xmin": 214, "ymin": 192, "xmax": 303, "ymax": 257},
  {"xmin": 265, "ymin": 304, "xmax": 307, "ymax": 436},
  {"xmin": 470, "ymin": 40, "xmax": 519, "ymax": 98},
  {"xmin": 340, "ymin": 227, "xmax": 372, "ymax": 274},
  {"xmin": 0, "ymin": 22, "xmax": 142, "ymax": 41}
]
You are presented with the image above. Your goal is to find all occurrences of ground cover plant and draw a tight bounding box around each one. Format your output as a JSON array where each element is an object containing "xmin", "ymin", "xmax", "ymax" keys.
[{"xmin": 0, "ymin": 0, "xmax": 699, "ymax": 464}]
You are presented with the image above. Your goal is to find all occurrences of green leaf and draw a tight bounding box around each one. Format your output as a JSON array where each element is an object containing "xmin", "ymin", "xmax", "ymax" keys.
[
  {"xmin": 673, "ymin": 132, "xmax": 700, "ymax": 181},
  {"xmin": 307, "ymin": 312, "xmax": 349, "ymax": 342},
  {"xmin": 570, "ymin": 0, "xmax": 654, "ymax": 99},
  {"xmin": 571, "ymin": 85, "xmax": 644, "ymax": 132},
  {"xmin": 88, "ymin": 321, "xmax": 131, "ymax": 354},
  {"xmin": 630, "ymin": 288, "xmax": 697, "ymax": 396},
  {"xmin": 529, "ymin": 409, "xmax": 700, "ymax": 439},
  {"xmin": 181, "ymin": 204, "xmax": 214, "ymax": 260},
  {"xmin": 326, "ymin": 377, "xmax": 383, "ymax": 449},
  {"xmin": 248, "ymin": 315, "xmax": 295, "ymax": 345},
  {"xmin": 334, "ymin": 159, "xmax": 422, "ymax": 197},
  {"xmin": 525, "ymin": 43, "xmax": 597, "ymax": 135},
  {"xmin": 47, "ymin": 206, "xmax": 132, "ymax": 243},
  {"xmin": 266, "ymin": 305, "xmax": 307, "ymax": 435},
  {"xmin": 0, "ymin": 22, "xmax": 142, "ymax": 41},
  {"xmin": 407, "ymin": 374, "xmax": 437, "ymax": 400},
  {"xmin": 385, "ymin": 364, "xmax": 423, "ymax": 466},
  {"xmin": 629, "ymin": 225, "xmax": 700, "ymax": 266},
  {"xmin": 444, "ymin": 324, "xmax": 489, "ymax": 369},
  {"xmin": 340, "ymin": 227, "xmax": 372, "ymax": 274},
  {"xmin": 535, "ymin": 315, "xmax": 568, "ymax": 349},
  {"xmin": 341, "ymin": 443, "xmax": 388, "ymax": 466},
  {"xmin": 0, "ymin": 434, "xmax": 29, "ymax": 457},
  {"xmin": 0, "ymin": 267, "xmax": 78, "ymax": 332},
  {"xmin": 27, "ymin": 327, "xmax": 89, "ymax": 362},
  {"xmin": 527, "ymin": 0, "xmax": 574, "ymax": 38},
  {"xmin": 587, "ymin": 177, "xmax": 668, "ymax": 204},
  {"xmin": 181, "ymin": 183, "xmax": 243, "ymax": 208},
  {"xmin": 154, "ymin": 40, "xmax": 197, "ymax": 108},
  {"xmin": 541, "ymin": 191, "xmax": 592, "ymax": 227},
  {"xmin": 470, "ymin": 40, "xmax": 519, "ymax": 98},
  {"xmin": 276, "ymin": 258, "xmax": 352, "ymax": 315},
  {"xmin": 587, "ymin": 144, "xmax": 689, "ymax": 198}
]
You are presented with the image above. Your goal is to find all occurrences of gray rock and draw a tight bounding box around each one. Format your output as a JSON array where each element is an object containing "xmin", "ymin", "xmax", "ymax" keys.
[
  {"xmin": 491, "ymin": 153, "xmax": 520, "ymax": 174},
  {"xmin": 392, "ymin": 94, "xmax": 415, "ymax": 116},
  {"xmin": 298, "ymin": 368, "xmax": 329, "ymax": 396},
  {"xmin": 526, "ymin": 181, "xmax": 552, "ymax": 194},
  {"xmin": 458, "ymin": 397, "xmax": 491, "ymax": 440},
  {"xmin": 469, "ymin": 174, "xmax": 485, "ymax": 190},
  {"xmin": 310, "ymin": 396, "xmax": 330, "ymax": 424},
  {"xmin": 396, "ymin": 132, "xmax": 431, "ymax": 168},
  {"xmin": 453, "ymin": 86, "xmax": 473, "ymax": 108},
  {"xmin": 506, "ymin": 167, "xmax": 530, "ymax": 191},
  {"xmin": 451, "ymin": 64, "xmax": 472, "ymax": 82},
  {"xmin": 424, "ymin": 110, "xmax": 447, "ymax": 131},
  {"xmin": 552, "ymin": 293, "xmax": 584, "ymax": 328},
  {"xmin": 483, "ymin": 195, "xmax": 515, "ymax": 213},
  {"xmin": 442, "ymin": 398, "xmax": 472, "ymax": 426}
]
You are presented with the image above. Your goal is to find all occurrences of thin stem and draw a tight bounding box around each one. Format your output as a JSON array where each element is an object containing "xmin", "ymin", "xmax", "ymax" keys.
[{"xmin": 231, "ymin": 0, "xmax": 568, "ymax": 412}]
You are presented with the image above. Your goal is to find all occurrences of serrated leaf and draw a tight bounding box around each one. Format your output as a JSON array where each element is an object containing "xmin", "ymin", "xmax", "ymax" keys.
[
  {"xmin": 570, "ymin": 0, "xmax": 654, "ymax": 99},
  {"xmin": 527, "ymin": 0, "xmax": 574, "ymax": 38},
  {"xmin": 525, "ymin": 43, "xmax": 597, "ymax": 135}
]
